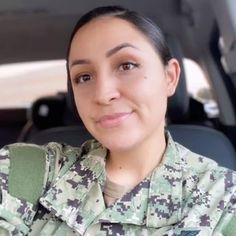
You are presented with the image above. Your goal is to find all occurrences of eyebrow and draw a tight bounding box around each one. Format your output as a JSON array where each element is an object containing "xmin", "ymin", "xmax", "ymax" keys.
[
  {"xmin": 70, "ymin": 43, "xmax": 138, "ymax": 68},
  {"xmin": 70, "ymin": 59, "xmax": 91, "ymax": 68},
  {"xmin": 106, "ymin": 43, "xmax": 139, "ymax": 57}
]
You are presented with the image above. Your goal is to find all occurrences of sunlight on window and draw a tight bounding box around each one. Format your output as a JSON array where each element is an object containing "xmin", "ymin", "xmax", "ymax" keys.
[
  {"xmin": 183, "ymin": 58, "xmax": 210, "ymax": 99},
  {"xmin": 183, "ymin": 58, "xmax": 219, "ymax": 118},
  {"xmin": 0, "ymin": 60, "xmax": 67, "ymax": 108}
]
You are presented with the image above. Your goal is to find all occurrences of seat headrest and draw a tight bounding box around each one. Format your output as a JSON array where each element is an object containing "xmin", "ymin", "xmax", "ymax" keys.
[
  {"xmin": 29, "ymin": 94, "xmax": 66, "ymax": 129},
  {"xmin": 166, "ymin": 37, "xmax": 190, "ymax": 123}
]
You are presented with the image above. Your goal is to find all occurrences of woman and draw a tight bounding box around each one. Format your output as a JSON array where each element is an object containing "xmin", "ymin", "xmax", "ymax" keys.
[{"xmin": 0, "ymin": 6, "xmax": 236, "ymax": 236}]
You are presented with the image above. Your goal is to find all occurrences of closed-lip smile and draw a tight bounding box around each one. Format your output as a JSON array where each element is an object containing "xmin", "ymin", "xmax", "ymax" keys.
[{"xmin": 97, "ymin": 112, "xmax": 132, "ymax": 128}]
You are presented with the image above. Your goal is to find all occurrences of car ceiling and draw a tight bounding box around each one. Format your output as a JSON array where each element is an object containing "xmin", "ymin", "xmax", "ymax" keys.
[{"xmin": 0, "ymin": 0, "xmax": 215, "ymax": 64}]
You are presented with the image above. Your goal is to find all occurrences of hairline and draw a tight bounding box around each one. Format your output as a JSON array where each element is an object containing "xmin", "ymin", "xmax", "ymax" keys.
[{"xmin": 67, "ymin": 14, "xmax": 164, "ymax": 64}]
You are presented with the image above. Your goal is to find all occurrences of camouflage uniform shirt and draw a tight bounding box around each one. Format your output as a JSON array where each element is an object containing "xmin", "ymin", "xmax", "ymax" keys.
[{"xmin": 0, "ymin": 132, "xmax": 236, "ymax": 235}]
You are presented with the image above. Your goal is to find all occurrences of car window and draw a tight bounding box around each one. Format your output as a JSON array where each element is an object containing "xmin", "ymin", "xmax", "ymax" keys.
[
  {"xmin": 0, "ymin": 60, "xmax": 67, "ymax": 108},
  {"xmin": 183, "ymin": 58, "xmax": 219, "ymax": 118}
]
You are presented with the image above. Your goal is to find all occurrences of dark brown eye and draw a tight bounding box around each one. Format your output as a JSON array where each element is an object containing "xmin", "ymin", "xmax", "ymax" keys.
[
  {"xmin": 75, "ymin": 74, "xmax": 92, "ymax": 84},
  {"xmin": 119, "ymin": 62, "xmax": 138, "ymax": 71}
]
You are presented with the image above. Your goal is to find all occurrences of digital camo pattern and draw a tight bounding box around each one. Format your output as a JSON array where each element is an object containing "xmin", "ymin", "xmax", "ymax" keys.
[
  {"xmin": 0, "ymin": 133, "xmax": 236, "ymax": 235},
  {"xmin": 0, "ymin": 144, "xmax": 36, "ymax": 236}
]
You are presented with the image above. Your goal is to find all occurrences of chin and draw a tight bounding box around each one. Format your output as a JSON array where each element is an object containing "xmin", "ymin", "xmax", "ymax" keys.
[{"xmin": 93, "ymin": 131, "xmax": 142, "ymax": 153}]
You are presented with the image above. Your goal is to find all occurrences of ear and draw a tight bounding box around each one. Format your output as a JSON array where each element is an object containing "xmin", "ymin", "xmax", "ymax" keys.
[{"xmin": 165, "ymin": 58, "xmax": 181, "ymax": 97}]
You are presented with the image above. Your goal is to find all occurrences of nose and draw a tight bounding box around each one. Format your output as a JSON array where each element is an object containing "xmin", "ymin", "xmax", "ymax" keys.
[{"xmin": 94, "ymin": 75, "xmax": 120, "ymax": 105}]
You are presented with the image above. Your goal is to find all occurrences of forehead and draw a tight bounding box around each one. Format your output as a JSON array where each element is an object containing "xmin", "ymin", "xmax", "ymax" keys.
[
  {"xmin": 73, "ymin": 16, "xmax": 145, "ymax": 40},
  {"xmin": 69, "ymin": 16, "xmax": 156, "ymax": 58}
]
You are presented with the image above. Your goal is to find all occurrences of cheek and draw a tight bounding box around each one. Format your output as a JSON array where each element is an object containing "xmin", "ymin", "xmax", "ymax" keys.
[
  {"xmin": 135, "ymin": 72, "xmax": 169, "ymax": 117},
  {"xmin": 141, "ymin": 63, "xmax": 168, "ymax": 90},
  {"xmin": 136, "ymin": 72, "xmax": 168, "ymax": 102}
]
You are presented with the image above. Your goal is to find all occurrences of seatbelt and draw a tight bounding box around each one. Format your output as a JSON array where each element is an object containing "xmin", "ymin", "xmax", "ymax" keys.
[{"xmin": 8, "ymin": 145, "xmax": 47, "ymax": 205}]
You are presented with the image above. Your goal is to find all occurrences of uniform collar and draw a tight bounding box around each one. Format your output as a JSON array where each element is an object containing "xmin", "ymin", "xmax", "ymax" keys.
[
  {"xmin": 97, "ymin": 133, "xmax": 182, "ymax": 228},
  {"xmin": 40, "ymin": 140, "xmax": 108, "ymax": 235},
  {"xmin": 40, "ymin": 132, "xmax": 183, "ymax": 234}
]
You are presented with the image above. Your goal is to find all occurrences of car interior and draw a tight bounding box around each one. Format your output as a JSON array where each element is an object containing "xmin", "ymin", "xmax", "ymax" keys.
[{"xmin": 0, "ymin": 0, "xmax": 236, "ymax": 169}]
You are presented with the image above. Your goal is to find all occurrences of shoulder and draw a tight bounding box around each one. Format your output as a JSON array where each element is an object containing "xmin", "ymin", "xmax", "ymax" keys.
[
  {"xmin": 0, "ymin": 142, "xmax": 80, "ymax": 167},
  {"xmin": 175, "ymin": 142, "xmax": 236, "ymax": 209},
  {"xmin": 0, "ymin": 139, "xmax": 102, "ymax": 177},
  {"xmin": 172, "ymin": 142, "xmax": 236, "ymax": 231},
  {"xmin": 165, "ymin": 132, "xmax": 236, "ymax": 188},
  {"xmin": 175, "ymin": 141, "xmax": 236, "ymax": 188},
  {"xmin": 0, "ymin": 143, "xmax": 50, "ymax": 183},
  {"xmin": 174, "ymin": 141, "xmax": 217, "ymax": 170},
  {"xmin": 0, "ymin": 141, "xmax": 92, "ymax": 192}
]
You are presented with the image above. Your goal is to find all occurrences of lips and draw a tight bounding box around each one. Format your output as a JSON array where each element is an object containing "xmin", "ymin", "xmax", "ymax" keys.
[{"xmin": 97, "ymin": 112, "xmax": 132, "ymax": 128}]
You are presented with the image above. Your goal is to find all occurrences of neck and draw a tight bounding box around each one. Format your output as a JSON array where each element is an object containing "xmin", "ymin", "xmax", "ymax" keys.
[{"xmin": 106, "ymin": 128, "xmax": 166, "ymax": 188}]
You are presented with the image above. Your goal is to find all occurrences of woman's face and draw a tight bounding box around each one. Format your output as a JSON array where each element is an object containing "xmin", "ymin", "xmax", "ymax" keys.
[{"xmin": 68, "ymin": 17, "xmax": 180, "ymax": 152}]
